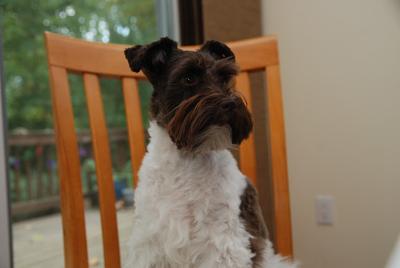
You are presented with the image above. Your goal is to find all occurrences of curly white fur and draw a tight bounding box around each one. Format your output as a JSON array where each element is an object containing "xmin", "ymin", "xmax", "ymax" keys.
[{"xmin": 124, "ymin": 122, "xmax": 298, "ymax": 268}]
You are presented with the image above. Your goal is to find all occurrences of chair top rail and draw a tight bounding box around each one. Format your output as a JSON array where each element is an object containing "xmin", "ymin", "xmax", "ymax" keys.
[{"xmin": 44, "ymin": 32, "xmax": 279, "ymax": 78}]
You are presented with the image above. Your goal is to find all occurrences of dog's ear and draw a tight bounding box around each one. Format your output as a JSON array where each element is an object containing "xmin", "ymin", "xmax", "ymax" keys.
[
  {"xmin": 199, "ymin": 40, "xmax": 235, "ymax": 62},
  {"xmin": 124, "ymin": 45, "xmax": 145, "ymax": 72},
  {"xmin": 124, "ymin": 37, "xmax": 178, "ymax": 75}
]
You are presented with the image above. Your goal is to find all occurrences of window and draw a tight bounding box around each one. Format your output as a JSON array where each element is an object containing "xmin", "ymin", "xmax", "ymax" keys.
[{"xmin": 0, "ymin": 1, "xmax": 164, "ymax": 267}]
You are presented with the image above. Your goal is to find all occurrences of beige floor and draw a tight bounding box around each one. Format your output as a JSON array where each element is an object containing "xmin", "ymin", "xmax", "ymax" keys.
[{"xmin": 12, "ymin": 208, "xmax": 134, "ymax": 268}]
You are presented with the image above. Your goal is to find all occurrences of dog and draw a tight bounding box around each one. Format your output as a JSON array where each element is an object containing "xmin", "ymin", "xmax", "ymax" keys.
[{"xmin": 123, "ymin": 37, "xmax": 297, "ymax": 268}]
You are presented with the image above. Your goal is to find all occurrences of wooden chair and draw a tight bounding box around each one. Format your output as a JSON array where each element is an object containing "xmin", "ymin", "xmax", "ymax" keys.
[{"xmin": 44, "ymin": 31, "xmax": 293, "ymax": 268}]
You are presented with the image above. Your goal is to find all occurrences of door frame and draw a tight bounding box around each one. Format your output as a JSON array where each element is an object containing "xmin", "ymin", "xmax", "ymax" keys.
[
  {"xmin": 0, "ymin": 28, "xmax": 13, "ymax": 268},
  {"xmin": 155, "ymin": 0, "xmax": 181, "ymax": 42}
]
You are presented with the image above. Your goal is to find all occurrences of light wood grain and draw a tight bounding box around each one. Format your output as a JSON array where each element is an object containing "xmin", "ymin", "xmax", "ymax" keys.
[
  {"xmin": 236, "ymin": 72, "xmax": 257, "ymax": 186},
  {"xmin": 48, "ymin": 66, "xmax": 89, "ymax": 268},
  {"xmin": 44, "ymin": 31, "xmax": 278, "ymax": 76},
  {"xmin": 122, "ymin": 78, "xmax": 146, "ymax": 188},
  {"xmin": 265, "ymin": 65, "xmax": 293, "ymax": 256},
  {"xmin": 83, "ymin": 73, "xmax": 121, "ymax": 268}
]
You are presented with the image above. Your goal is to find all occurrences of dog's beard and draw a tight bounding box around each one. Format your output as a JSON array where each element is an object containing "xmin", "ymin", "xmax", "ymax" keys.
[{"xmin": 166, "ymin": 92, "xmax": 253, "ymax": 151}]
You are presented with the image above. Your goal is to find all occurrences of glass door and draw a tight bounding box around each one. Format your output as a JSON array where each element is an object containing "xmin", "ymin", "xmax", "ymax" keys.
[{"xmin": 0, "ymin": 1, "xmax": 179, "ymax": 267}]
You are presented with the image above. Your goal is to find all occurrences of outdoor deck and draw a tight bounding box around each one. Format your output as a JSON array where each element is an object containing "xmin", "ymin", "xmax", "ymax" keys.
[{"xmin": 13, "ymin": 208, "xmax": 134, "ymax": 268}]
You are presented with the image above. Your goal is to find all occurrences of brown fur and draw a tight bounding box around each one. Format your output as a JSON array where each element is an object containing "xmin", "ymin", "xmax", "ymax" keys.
[
  {"xmin": 240, "ymin": 181, "xmax": 269, "ymax": 267},
  {"xmin": 124, "ymin": 37, "xmax": 252, "ymax": 151},
  {"xmin": 167, "ymin": 92, "xmax": 252, "ymax": 150}
]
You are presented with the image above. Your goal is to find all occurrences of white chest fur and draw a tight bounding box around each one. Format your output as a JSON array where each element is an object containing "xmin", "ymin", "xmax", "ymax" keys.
[{"xmin": 124, "ymin": 122, "xmax": 253, "ymax": 268}]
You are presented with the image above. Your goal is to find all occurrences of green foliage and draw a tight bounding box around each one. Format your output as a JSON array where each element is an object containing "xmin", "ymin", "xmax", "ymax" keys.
[{"xmin": 1, "ymin": 0, "xmax": 157, "ymax": 130}]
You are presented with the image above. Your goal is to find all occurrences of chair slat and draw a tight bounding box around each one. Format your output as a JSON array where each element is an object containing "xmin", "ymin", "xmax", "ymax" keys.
[
  {"xmin": 83, "ymin": 74, "xmax": 121, "ymax": 268},
  {"xmin": 236, "ymin": 72, "xmax": 257, "ymax": 186},
  {"xmin": 44, "ymin": 32, "xmax": 278, "ymax": 75},
  {"xmin": 48, "ymin": 66, "xmax": 89, "ymax": 268},
  {"xmin": 265, "ymin": 65, "xmax": 293, "ymax": 256},
  {"xmin": 122, "ymin": 78, "xmax": 146, "ymax": 188}
]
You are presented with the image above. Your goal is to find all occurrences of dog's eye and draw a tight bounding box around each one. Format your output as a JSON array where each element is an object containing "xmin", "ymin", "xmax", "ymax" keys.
[{"xmin": 182, "ymin": 73, "xmax": 197, "ymax": 86}]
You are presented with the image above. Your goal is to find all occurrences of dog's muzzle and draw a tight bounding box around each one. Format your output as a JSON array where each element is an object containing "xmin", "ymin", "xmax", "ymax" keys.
[{"xmin": 167, "ymin": 92, "xmax": 253, "ymax": 150}]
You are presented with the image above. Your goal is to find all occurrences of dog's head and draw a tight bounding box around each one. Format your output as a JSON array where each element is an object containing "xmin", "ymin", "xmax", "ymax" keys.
[{"xmin": 124, "ymin": 37, "xmax": 253, "ymax": 152}]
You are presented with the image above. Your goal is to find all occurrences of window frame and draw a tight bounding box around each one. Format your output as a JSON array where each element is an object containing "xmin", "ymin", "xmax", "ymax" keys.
[
  {"xmin": 155, "ymin": 0, "xmax": 181, "ymax": 42},
  {"xmin": 0, "ymin": 28, "xmax": 13, "ymax": 268}
]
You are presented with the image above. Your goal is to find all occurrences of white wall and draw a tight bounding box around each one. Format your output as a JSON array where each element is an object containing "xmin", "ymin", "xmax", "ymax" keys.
[{"xmin": 262, "ymin": 1, "xmax": 400, "ymax": 267}]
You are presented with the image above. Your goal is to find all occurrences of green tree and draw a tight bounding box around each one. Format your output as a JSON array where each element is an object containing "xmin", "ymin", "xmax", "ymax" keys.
[{"xmin": 1, "ymin": 0, "xmax": 157, "ymax": 130}]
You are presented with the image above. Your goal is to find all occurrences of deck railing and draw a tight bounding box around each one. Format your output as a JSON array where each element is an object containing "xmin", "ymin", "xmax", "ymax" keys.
[{"xmin": 8, "ymin": 128, "xmax": 131, "ymax": 219}]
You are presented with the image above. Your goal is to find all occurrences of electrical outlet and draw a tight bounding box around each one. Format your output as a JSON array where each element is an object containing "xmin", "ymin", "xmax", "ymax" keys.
[{"xmin": 315, "ymin": 195, "xmax": 334, "ymax": 225}]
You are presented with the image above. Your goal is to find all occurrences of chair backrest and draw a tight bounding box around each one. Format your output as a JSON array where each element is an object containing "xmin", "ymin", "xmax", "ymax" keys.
[{"xmin": 44, "ymin": 32, "xmax": 293, "ymax": 268}]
